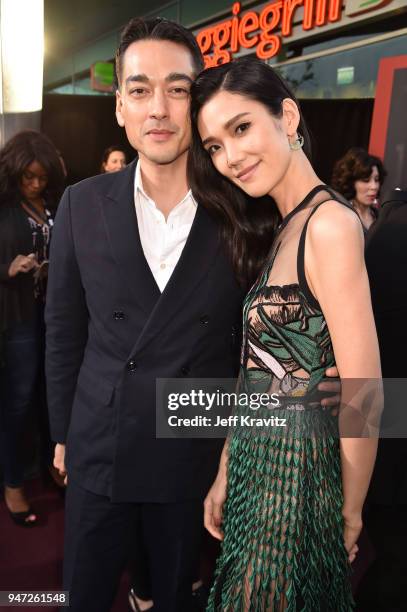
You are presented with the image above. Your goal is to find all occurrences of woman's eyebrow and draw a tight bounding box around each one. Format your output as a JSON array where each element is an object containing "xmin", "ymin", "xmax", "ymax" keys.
[{"xmin": 202, "ymin": 112, "xmax": 251, "ymax": 147}]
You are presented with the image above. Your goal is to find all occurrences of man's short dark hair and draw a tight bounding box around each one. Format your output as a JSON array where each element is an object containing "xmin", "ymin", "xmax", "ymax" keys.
[{"xmin": 115, "ymin": 17, "xmax": 204, "ymax": 89}]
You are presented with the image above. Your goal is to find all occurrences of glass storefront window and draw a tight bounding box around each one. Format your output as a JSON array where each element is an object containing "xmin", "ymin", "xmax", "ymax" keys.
[
  {"xmin": 48, "ymin": 76, "xmax": 113, "ymax": 95},
  {"xmin": 276, "ymin": 33, "xmax": 407, "ymax": 99}
]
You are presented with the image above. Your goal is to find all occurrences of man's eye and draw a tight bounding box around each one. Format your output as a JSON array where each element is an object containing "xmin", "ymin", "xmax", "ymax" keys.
[
  {"xmin": 170, "ymin": 87, "xmax": 189, "ymax": 95},
  {"xmin": 130, "ymin": 88, "xmax": 147, "ymax": 96},
  {"xmin": 236, "ymin": 122, "xmax": 251, "ymax": 135}
]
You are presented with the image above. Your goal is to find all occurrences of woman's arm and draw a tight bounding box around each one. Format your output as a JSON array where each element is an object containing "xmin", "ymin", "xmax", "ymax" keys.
[
  {"xmin": 305, "ymin": 201, "xmax": 382, "ymax": 548},
  {"xmin": 204, "ymin": 439, "xmax": 229, "ymax": 540}
]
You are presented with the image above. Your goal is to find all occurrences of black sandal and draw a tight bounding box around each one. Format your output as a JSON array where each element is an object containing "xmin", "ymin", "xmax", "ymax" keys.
[
  {"xmin": 7, "ymin": 506, "xmax": 37, "ymax": 527},
  {"xmin": 128, "ymin": 589, "xmax": 154, "ymax": 612}
]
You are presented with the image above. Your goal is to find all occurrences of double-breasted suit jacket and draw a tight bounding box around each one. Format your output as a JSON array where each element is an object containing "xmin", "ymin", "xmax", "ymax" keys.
[{"xmin": 45, "ymin": 160, "xmax": 245, "ymax": 502}]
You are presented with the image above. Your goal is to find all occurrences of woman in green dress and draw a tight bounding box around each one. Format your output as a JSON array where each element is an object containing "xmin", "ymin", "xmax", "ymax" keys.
[{"xmin": 188, "ymin": 58, "xmax": 382, "ymax": 611}]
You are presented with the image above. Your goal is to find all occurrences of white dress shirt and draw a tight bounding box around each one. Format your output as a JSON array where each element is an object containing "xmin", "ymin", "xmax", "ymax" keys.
[{"xmin": 134, "ymin": 161, "xmax": 197, "ymax": 292}]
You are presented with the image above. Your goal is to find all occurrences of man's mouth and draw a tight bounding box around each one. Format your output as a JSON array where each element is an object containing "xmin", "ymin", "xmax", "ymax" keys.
[{"xmin": 147, "ymin": 129, "xmax": 175, "ymax": 141}]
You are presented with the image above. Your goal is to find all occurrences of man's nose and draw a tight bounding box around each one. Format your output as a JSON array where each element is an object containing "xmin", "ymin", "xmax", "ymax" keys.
[{"xmin": 149, "ymin": 90, "xmax": 169, "ymax": 120}]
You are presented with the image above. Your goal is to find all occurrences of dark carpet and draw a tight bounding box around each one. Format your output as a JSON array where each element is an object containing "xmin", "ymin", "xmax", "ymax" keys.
[
  {"xmin": 0, "ymin": 477, "xmax": 375, "ymax": 612},
  {"xmin": 0, "ymin": 478, "xmax": 129, "ymax": 612}
]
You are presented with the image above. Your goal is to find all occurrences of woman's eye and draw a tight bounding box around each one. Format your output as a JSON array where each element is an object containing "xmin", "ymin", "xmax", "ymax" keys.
[
  {"xmin": 236, "ymin": 122, "xmax": 251, "ymax": 135},
  {"xmin": 207, "ymin": 144, "xmax": 220, "ymax": 156}
]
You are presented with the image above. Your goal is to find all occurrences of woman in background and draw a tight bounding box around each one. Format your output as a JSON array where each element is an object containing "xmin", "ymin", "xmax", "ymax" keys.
[
  {"xmin": 331, "ymin": 147, "xmax": 386, "ymax": 231},
  {"xmin": 189, "ymin": 58, "xmax": 381, "ymax": 611},
  {"xmin": 0, "ymin": 130, "xmax": 64, "ymax": 525},
  {"xmin": 100, "ymin": 145, "xmax": 127, "ymax": 173}
]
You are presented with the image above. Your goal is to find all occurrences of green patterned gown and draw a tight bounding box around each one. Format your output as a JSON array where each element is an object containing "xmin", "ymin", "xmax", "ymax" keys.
[{"xmin": 207, "ymin": 186, "xmax": 355, "ymax": 612}]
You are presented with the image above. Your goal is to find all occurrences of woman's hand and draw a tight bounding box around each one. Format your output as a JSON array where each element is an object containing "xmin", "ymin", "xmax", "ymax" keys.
[
  {"xmin": 204, "ymin": 471, "xmax": 227, "ymax": 540},
  {"xmin": 8, "ymin": 253, "xmax": 38, "ymax": 277},
  {"xmin": 343, "ymin": 511, "xmax": 363, "ymax": 563}
]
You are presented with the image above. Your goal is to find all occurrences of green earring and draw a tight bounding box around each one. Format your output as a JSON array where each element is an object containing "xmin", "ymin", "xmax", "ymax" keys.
[{"xmin": 289, "ymin": 134, "xmax": 304, "ymax": 151}]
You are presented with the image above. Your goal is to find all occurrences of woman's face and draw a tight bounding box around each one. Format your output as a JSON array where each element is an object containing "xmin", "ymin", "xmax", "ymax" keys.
[
  {"xmin": 197, "ymin": 91, "xmax": 299, "ymax": 198},
  {"xmin": 20, "ymin": 160, "xmax": 48, "ymax": 200},
  {"xmin": 103, "ymin": 150, "xmax": 126, "ymax": 172},
  {"xmin": 354, "ymin": 165, "xmax": 380, "ymax": 207}
]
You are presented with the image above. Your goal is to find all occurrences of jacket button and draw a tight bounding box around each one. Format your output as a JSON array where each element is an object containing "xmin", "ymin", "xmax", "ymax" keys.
[
  {"xmin": 200, "ymin": 315, "xmax": 210, "ymax": 325},
  {"xmin": 181, "ymin": 365, "xmax": 190, "ymax": 375},
  {"xmin": 127, "ymin": 360, "xmax": 137, "ymax": 372},
  {"xmin": 113, "ymin": 311, "xmax": 125, "ymax": 320}
]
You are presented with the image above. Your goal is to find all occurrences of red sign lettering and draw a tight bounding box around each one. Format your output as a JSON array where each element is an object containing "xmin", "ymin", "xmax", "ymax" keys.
[{"xmin": 196, "ymin": 0, "xmax": 343, "ymax": 67}]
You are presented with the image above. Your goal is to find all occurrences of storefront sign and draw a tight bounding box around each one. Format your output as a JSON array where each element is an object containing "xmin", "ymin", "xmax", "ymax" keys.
[
  {"xmin": 345, "ymin": 0, "xmax": 392, "ymax": 17},
  {"xmin": 196, "ymin": 0, "xmax": 396, "ymax": 67}
]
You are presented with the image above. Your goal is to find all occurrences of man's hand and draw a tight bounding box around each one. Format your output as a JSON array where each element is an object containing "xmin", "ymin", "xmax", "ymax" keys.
[
  {"xmin": 318, "ymin": 366, "xmax": 341, "ymax": 408},
  {"xmin": 8, "ymin": 253, "xmax": 38, "ymax": 277},
  {"xmin": 54, "ymin": 443, "xmax": 67, "ymax": 486}
]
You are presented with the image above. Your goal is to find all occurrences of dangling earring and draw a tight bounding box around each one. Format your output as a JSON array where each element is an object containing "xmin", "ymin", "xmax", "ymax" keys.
[{"xmin": 289, "ymin": 134, "xmax": 304, "ymax": 151}]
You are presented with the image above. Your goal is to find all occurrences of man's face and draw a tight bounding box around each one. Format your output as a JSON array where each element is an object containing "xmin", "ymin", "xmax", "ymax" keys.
[{"xmin": 116, "ymin": 39, "xmax": 195, "ymax": 166}]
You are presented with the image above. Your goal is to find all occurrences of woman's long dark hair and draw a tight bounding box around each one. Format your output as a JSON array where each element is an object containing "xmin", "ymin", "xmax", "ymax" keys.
[
  {"xmin": 0, "ymin": 130, "xmax": 65, "ymax": 210},
  {"xmin": 188, "ymin": 57, "xmax": 311, "ymax": 288}
]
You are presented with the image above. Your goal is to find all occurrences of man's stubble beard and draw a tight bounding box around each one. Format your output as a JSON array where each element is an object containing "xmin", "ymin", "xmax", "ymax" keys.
[{"xmin": 141, "ymin": 144, "xmax": 190, "ymax": 166}]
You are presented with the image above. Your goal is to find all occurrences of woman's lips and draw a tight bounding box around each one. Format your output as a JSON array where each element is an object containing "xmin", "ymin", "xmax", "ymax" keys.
[{"xmin": 236, "ymin": 161, "xmax": 260, "ymax": 182}]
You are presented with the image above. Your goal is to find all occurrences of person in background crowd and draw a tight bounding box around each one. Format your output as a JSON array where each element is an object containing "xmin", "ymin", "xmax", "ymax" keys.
[
  {"xmin": 331, "ymin": 147, "xmax": 387, "ymax": 231},
  {"xmin": 356, "ymin": 188, "xmax": 407, "ymax": 612},
  {"xmin": 0, "ymin": 130, "xmax": 64, "ymax": 526},
  {"xmin": 100, "ymin": 145, "xmax": 127, "ymax": 173}
]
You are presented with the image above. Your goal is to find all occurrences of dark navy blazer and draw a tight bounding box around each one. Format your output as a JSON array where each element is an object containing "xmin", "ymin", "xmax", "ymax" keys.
[{"xmin": 45, "ymin": 160, "xmax": 244, "ymax": 502}]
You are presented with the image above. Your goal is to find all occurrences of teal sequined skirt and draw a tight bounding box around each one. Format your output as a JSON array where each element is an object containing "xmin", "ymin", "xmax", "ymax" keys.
[{"xmin": 207, "ymin": 408, "xmax": 354, "ymax": 612}]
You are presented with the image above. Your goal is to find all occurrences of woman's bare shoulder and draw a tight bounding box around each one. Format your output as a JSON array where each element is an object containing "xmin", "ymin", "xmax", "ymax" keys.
[{"xmin": 307, "ymin": 199, "xmax": 363, "ymax": 247}]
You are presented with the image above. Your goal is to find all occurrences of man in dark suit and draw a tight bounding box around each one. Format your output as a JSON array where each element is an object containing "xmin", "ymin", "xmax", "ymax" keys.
[
  {"xmin": 46, "ymin": 18, "xmax": 243, "ymax": 612},
  {"xmin": 46, "ymin": 17, "xmax": 339, "ymax": 612}
]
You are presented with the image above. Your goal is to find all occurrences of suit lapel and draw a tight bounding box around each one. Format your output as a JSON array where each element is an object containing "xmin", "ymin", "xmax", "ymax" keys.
[
  {"xmin": 130, "ymin": 203, "xmax": 220, "ymax": 355},
  {"xmin": 101, "ymin": 160, "xmax": 161, "ymax": 315}
]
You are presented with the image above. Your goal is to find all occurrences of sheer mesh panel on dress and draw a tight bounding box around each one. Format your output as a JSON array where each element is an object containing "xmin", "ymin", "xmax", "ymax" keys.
[{"xmin": 207, "ymin": 186, "xmax": 356, "ymax": 612}]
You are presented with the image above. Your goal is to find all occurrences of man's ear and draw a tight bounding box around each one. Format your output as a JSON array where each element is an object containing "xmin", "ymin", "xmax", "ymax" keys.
[{"xmin": 115, "ymin": 90, "xmax": 125, "ymax": 127}]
